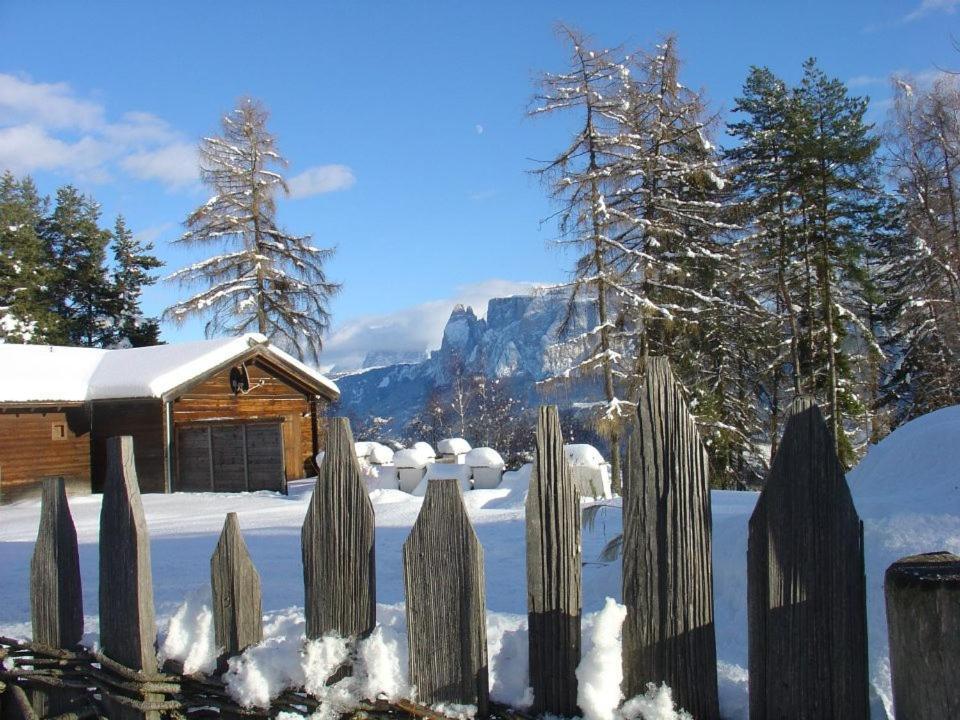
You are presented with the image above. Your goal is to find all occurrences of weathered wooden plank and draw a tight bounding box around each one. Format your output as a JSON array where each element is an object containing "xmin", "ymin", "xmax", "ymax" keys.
[
  {"xmin": 526, "ymin": 405, "xmax": 581, "ymax": 716},
  {"xmin": 99, "ymin": 436, "xmax": 159, "ymax": 720},
  {"xmin": 885, "ymin": 551, "xmax": 960, "ymax": 718},
  {"xmin": 403, "ymin": 479, "xmax": 489, "ymax": 716},
  {"xmin": 747, "ymin": 397, "xmax": 868, "ymax": 720},
  {"xmin": 211, "ymin": 513, "xmax": 263, "ymax": 657},
  {"xmin": 621, "ymin": 357, "xmax": 719, "ymax": 719},
  {"xmin": 29, "ymin": 476, "xmax": 83, "ymax": 716},
  {"xmin": 301, "ymin": 418, "xmax": 376, "ymax": 639}
]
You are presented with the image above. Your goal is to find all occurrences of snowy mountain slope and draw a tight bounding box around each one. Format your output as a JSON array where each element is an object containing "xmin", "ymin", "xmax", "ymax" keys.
[{"xmin": 333, "ymin": 292, "xmax": 600, "ymax": 432}]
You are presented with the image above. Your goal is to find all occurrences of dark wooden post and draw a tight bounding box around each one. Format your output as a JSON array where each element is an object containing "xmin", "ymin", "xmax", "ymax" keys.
[
  {"xmin": 747, "ymin": 398, "xmax": 868, "ymax": 719},
  {"xmin": 885, "ymin": 551, "xmax": 960, "ymax": 718},
  {"xmin": 211, "ymin": 513, "xmax": 263, "ymax": 658},
  {"xmin": 99, "ymin": 436, "xmax": 160, "ymax": 720},
  {"xmin": 621, "ymin": 357, "xmax": 719, "ymax": 719},
  {"xmin": 526, "ymin": 405, "xmax": 581, "ymax": 716},
  {"xmin": 301, "ymin": 417, "xmax": 375, "ymax": 639},
  {"xmin": 29, "ymin": 476, "xmax": 83, "ymax": 715},
  {"xmin": 403, "ymin": 480, "xmax": 489, "ymax": 717}
]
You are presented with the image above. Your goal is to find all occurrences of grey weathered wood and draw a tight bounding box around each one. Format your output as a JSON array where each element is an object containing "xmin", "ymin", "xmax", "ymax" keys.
[
  {"xmin": 301, "ymin": 418, "xmax": 375, "ymax": 639},
  {"xmin": 885, "ymin": 551, "xmax": 960, "ymax": 718},
  {"xmin": 1, "ymin": 685, "xmax": 37, "ymax": 720},
  {"xmin": 403, "ymin": 479, "xmax": 488, "ymax": 717},
  {"xmin": 621, "ymin": 357, "xmax": 719, "ymax": 719},
  {"xmin": 29, "ymin": 476, "xmax": 83, "ymax": 716},
  {"xmin": 211, "ymin": 513, "xmax": 263, "ymax": 656},
  {"xmin": 99, "ymin": 436, "xmax": 159, "ymax": 720},
  {"xmin": 747, "ymin": 398, "xmax": 868, "ymax": 720},
  {"xmin": 526, "ymin": 405, "xmax": 581, "ymax": 716}
]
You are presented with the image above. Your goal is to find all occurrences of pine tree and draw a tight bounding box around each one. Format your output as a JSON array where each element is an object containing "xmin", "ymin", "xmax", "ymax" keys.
[
  {"xmin": 165, "ymin": 98, "xmax": 340, "ymax": 362},
  {"xmin": 39, "ymin": 186, "xmax": 117, "ymax": 347},
  {"xmin": 111, "ymin": 215, "xmax": 162, "ymax": 347},
  {"xmin": 0, "ymin": 172, "xmax": 56, "ymax": 342}
]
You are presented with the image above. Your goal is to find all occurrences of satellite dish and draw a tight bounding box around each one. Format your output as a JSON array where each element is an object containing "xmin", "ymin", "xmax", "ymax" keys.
[{"xmin": 230, "ymin": 364, "xmax": 250, "ymax": 394}]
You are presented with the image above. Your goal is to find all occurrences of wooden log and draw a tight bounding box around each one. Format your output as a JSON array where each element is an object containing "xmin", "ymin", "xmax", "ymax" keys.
[
  {"xmin": 98, "ymin": 436, "xmax": 159, "ymax": 720},
  {"xmin": 29, "ymin": 477, "xmax": 83, "ymax": 716},
  {"xmin": 1, "ymin": 684, "xmax": 37, "ymax": 720},
  {"xmin": 747, "ymin": 398, "xmax": 868, "ymax": 720},
  {"xmin": 526, "ymin": 405, "xmax": 581, "ymax": 716},
  {"xmin": 621, "ymin": 357, "xmax": 719, "ymax": 719},
  {"xmin": 403, "ymin": 479, "xmax": 488, "ymax": 716},
  {"xmin": 885, "ymin": 551, "xmax": 960, "ymax": 718},
  {"xmin": 301, "ymin": 418, "xmax": 376, "ymax": 639},
  {"xmin": 211, "ymin": 513, "xmax": 263, "ymax": 657}
]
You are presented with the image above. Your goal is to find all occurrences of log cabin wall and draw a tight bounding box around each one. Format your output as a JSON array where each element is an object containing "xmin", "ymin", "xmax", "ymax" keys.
[
  {"xmin": 171, "ymin": 357, "xmax": 323, "ymax": 482},
  {"xmin": 0, "ymin": 405, "xmax": 91, "ymax": 502},
  {"xmin": 90, "ymin": 399, "xmax": 165, "ymax": 493}
]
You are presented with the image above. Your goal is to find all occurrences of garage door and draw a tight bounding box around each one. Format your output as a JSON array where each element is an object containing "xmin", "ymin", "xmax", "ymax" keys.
[{"xmin": 176, "ymin": 422, "xmax": 284, "ymax": 493}]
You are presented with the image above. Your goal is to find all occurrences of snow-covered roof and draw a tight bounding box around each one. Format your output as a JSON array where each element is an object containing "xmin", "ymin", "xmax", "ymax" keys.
[
  {"xmin": 0, "ymin": 334, "xmax": 339, "ymax": 403},
  {"xmin": 464, "ymin": 447, "xmax": 504, "ymax": 468},
  {"xmin": 438, "ymin": 437, "xmax": 472, "ymax": 455}
]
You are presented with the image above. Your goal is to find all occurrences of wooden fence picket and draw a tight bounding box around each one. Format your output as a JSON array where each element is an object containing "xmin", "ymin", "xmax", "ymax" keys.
[
  {"xmin": 211, "ymin": 512, "xmax": 263, "ymax": 659},
  {"xmin": 747, "ymin": 398, "xmax": 868, "ymax": 719},
  {"xmin": 526, "ymin": 405, "xmax": 581, "ymax": 716},
  {"xmin": 885, "ymin": 551, "xmax": 960, "ymax": 717},
  {"xmin": 99, "ymin": 436, "xmax": 161, "ymax": 720},
  {"xmin": 302, "ymin": 418, "xmax": 376, "ymax": 640},
  {"xmin": 29, "ymin": 476, "xmax": 83, "ymax": 716},
  {"xmin": 621, "ymin": 357, "xmax": 719, "ymax": 719},
  {"xmin": 403, "ymin": 479, "xmax": 488, "ymax": 717}
]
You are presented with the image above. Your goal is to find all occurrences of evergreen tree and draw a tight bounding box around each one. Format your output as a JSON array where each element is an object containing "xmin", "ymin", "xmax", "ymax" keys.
[
  {"xmin": 0, "ymin": 172, "xmax": 56, "ymax": 342},
  {"xmin": 39, "ymin": 185, "xmax": 117, "ymax": 347},
  {"xmin": 165, "ymin": 98, "xmax": 340, "ymax": 362},
  {"xmin": 111, "ymin": 215, "xmax": 163, "ymax": 347}
]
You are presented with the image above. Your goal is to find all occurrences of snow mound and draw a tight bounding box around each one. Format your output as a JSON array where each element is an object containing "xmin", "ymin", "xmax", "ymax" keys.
[
  {"xmin": 413, "ymin": 441, "xmax": 436, "ymax": 459},
  {"xmin": 412, "ymin": 464, "xmax": 473, "ymax": 496},
  {"xmin": 464, "ymin": 448, "xmax": 504, "ymax": 468},
  {"xmin": 565, "ymin": 443, "xmax": 606, "ymax": 467},
  {"xmin": 394, "ymin": 448, "xmax": 431, "ymax": 469},
  {"xmin": 438, "ymin": 438, "xmax": 472, "ymax": 456}
]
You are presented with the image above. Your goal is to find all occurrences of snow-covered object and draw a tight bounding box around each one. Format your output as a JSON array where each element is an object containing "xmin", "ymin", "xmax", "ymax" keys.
[
  {"xmin": 564, "ymin": 444, "xmax": 612, "ymax": 498},
  {"xmin": 397, "ymin": 468, "xmax": 426, "ymax": 494},
  {"xmin": 438, "ymin": 438, "xmax": 472, "ymax": 456},
  {"xmin": 412, "ymin": 464, "xmax": 473, "ymax": 496},
  {"xmin": 355, "ymin": 442, "xmax": 394, "ymax": 465},
  {"xmin": 0, "ymin": 333, "xmax": 339, "ymax": 403},
  {"xmin": 365, "ymin": 465, "xmax": 399, "ymax": 492},
  {"xmin": 393, "ymin": 448, "xmax": 431, "ymax": 469},
  {"xmin": 465, "ymin": 448, "xmax": 505, "ymax": 490},
  {"xmin": 412, "ymin": 441, "xmax": 436, "ymax": 459}
]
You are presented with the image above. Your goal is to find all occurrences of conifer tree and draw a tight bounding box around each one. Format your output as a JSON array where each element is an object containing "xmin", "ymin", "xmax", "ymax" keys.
[
  {"xmin": 111, "ymin": 215, "xmax": 162, "ymax": 347},
  {"xmin": 39, "ymin": 186, "xmax": 117, "ymax": 347},
  {"xmin": 165, "ymin": 98, "xmax": 340, "ymax": 362}
]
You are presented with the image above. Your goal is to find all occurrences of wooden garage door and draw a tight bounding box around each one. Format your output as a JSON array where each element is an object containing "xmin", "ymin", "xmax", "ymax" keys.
[{"xmin": 176, "ymin": 422, "xmax": 284, "ymax": 493}]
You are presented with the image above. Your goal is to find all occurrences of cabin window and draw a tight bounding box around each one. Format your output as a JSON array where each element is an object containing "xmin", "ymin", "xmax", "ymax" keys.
[{"xmin": 51, "ymin": 422, "xmax": 66, "ymax": 440}]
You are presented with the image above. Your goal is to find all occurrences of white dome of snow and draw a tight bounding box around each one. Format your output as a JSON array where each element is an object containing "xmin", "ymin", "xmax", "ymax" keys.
[
  {"xmin": 367, "ymin": 442, "xmax": 394, "ymax": 465},
  {"xmin": 438, "ymin": 437, "xmax": 472, "ymax": 455},
  {"xmin": 393, "ymin": 448, "xmax": 432, "ymax": 469},
  {"xmin": 465, "ymin": 447, "xmax": 504, "ymax": 468},
  {"xmin": 564, "ymin": 443, "xmax": 606, "ymax": 468},
  {"xmin": 413, "ymin": 441, "xmax": 436, "ymax": 458}
]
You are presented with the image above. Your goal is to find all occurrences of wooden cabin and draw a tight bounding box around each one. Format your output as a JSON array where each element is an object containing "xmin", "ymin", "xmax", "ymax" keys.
[{"xmin": 0, "ymin": 334, "xmax": 339, "ymax": 502}]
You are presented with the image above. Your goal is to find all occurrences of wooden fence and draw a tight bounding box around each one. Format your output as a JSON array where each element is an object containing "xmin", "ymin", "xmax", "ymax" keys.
[{"xmin": 1, "ymin": 356, "xmax": 956, "ymax": 720}]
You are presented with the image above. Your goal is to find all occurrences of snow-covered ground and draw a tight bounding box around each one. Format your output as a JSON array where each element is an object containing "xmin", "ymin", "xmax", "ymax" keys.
[{"xmin": 1, "ymin": 407, "xmax": 959, "ymax": 719}]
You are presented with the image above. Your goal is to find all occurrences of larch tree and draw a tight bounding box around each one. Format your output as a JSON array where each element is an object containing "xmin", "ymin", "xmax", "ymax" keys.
[
  {"xmin": 531, "ymin": 26, "xmax": 634, "ymax": 491},
  {"xmin": 165, "ymin": 98, "xmax": 340, "ymax": 362}
]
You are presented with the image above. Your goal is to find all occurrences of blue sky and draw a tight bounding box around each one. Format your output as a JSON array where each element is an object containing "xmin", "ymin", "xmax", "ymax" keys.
[{"xmin": 0, "ymin": 0, "xmax": 955, "ymax": 368}]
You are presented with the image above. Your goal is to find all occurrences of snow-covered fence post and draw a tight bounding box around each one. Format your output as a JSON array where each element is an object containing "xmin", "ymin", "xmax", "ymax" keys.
[
  {"xmin": 526, "ymin": 405, "xmax": 581, "ymax": 716},
  {"xmin": 621, "ymin": 357, "xmax": 719, "ymax": 719},
  {"xmin": 403, "ymin": 479, "xmax": 489, "ymax": 717},
  {"xmin": 302, "ymin": 417, "xmax": 376, "ymax": 640},
  {"xmin": 99, "ymin": 436, "xmax": 161, "ymax": 720},
  {"xmin": 885, "ymin": 551, "xmax": 960, "ymax": 717},
  {"xmin": 29, "ymin": 476, "xmax": 83, "ymax": 715},
  {"xmin": 747, "ymin": 398, "xmax": 868, "ymax": 719},
  {"xmin": 211, "ymin": 513, "xmax": 262, "ymax": 659}
]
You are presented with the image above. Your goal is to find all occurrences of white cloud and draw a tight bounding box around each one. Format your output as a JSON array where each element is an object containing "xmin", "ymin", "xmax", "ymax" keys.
[
  {"xmin": 121, "ymin": 142, "xmax": 199, "ymax": 188},
  {"xmin": 321, "ymin": 279, "xmax": 543, "ymax": 371},
  {"xmin": 287, "ymin": 164, "xmax": 356, "ymax": 199},
  {"xmin": 475, "ymin": 124, "xmax": 484, "ymax": 135},
  {"xmin": 905, "ymin": 0, "xmax": 960, "ymax": 20},
  {"xmin": 133, "ymin": 222, "xmax": 175, "ymax": 246},
  {"xmin": 0, "ymin": 72, "xmax": 197, "ymax": 190}
]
